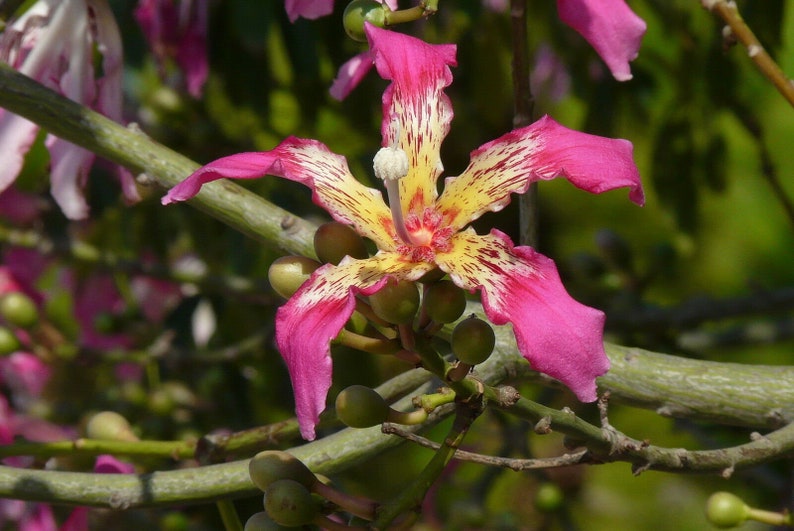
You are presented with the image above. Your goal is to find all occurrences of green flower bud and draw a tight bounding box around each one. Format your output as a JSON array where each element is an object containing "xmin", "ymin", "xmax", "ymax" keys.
[
  {"xmin": 705, "ymin": 492, "xmax": 749, "ymax": 528},
  {"xmin": 313, "ymin": 222, "xmax": 368, "ymax": 265},
  {"xmin": 534, "ymin": 482, "xmax": 565, "ymax": 512},
  {"xmin": 249, "ymin": 450, "xmax": 317, "ymax": 492},
  {"xmin": 0, "ymin": 292, "xmax": 39, "ymax": 328},
  {"xmin": 369, "ymin": 279, "xmax": 419, "ymax": 325},
  {"xmin": 264, "ymin": 479, "xmax": 319, "ymax": 527},
  {"xmin": 335, "ymin": 385, "xmax": 389, "ymax": 428},
  {"xmin": 423, "ymin": 280, "xmax": 467, "ymax": 323},
  {"xmin": 343, "ymin": 0, "xmax": 386, "ymax": 42},
  {"xmin": 451, "ymin": 316, "xmax": 495, "ymax": 365},
  {"xmin": 0, "ymin": 326, "xmax": 21, "ymax": 356},
  {"xmin": 268, "ymin": 256, "xmax": 322, "ymax": 299},
  {"xmin": 418, "ymin": 268, "xmax": 445, "ymax": 284},
  {"xmin": 85, "ymin": 411, "xmax": 138, "ymax": 441},
  {"xmin": 244, "ymin": 511, "xmax": 290, "ymax": 531}
]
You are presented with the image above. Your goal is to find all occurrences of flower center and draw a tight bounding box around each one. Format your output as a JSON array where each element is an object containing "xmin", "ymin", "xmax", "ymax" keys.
[{"xmin": 397, "ymin": 208, "xmax": 454, "ymax": 262}]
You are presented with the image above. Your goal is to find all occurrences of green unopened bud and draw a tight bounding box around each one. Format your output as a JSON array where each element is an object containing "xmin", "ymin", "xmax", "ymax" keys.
[
  {"xmin": 343, "ymin": 0, "xmax": 387, "ymax": 42},
  {"xmin": 0, "ymin": 292, "xmax": 39, "ymax": 328},
  {"xmin": 705, "ymin": 492, "xmax": 749, "ymax": 528},
  {"xmin": 249, "ymin": 450, "xmax": 317, "ymax": 492},
  {"xmin": 85, "ymin": 411, "xmax": 138, "ymax": 441},
  {"xmin": 0, "ymin": 326, "xmax": 21, "ymax": 356},
  {"xmin": 244, "ymin": 511, "xmax": 290, "ymax": 531},
  {"xmin": 451, "ymin": 316, "xmax": 495, "ymax": 365},
  {"xmin": 336, "ymin": 385, "xmax": 389, "ymax": 428},
  {"xmin": 423, "ymin": 280, "xmax": 466, "ymax": 323},
  {"xmin": 314, "ymin": 222, "xmax": 368, "ymax": 265},
  {"xmin": 534, "ymin": 482, "xmax": 565, "ymax": 513},
  {"xmin": 268, "ymin": 256, "xmax": 322, "ymax": 299},
  {"xmin": 264, "ymin": 479, "xmax": 319, "ymax": 527},
  {"xmin": 369, "ymin": 279, "xmax": 419, "ymax": 325}
]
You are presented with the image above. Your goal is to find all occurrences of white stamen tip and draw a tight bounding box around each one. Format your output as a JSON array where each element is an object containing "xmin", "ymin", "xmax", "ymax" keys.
[{"xmin": 373, "ymin": 146, "xmax": 409, "ymax": 182}]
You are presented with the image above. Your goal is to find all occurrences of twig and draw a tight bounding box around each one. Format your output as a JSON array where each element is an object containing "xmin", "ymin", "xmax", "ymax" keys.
[
  {"xmin": 701, "ymin": 0, "xmax": 794, "ymax": 107},
  {"xmin": 510, "ymin": 0, "xmax": 538, "ymax": 248},
  {"xmin": 382, "ymin": 423, "xmax": 589, "ymax": 470}
]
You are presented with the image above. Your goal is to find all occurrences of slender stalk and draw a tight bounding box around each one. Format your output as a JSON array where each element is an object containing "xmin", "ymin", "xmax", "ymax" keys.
[
  {"xmin": 510, "ymin": 0, "xmax": 538, "ymax": 247},
  {"xmin": 701, "ymin": 0, "xmax": 794, "ymax": 107},
  {"xmin": 216, "ymin": 499, "xmax": 243, "ymax": 531}
]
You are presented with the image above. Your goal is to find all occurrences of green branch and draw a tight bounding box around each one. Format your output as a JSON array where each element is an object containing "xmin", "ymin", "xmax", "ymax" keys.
[{"xmin": 0, "ymin": 63, "xmax": 318, "ymax": 259}]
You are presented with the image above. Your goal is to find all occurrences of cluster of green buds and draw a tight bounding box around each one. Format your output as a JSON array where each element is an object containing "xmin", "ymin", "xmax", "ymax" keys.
[
  {"xmin": 268, "ymin": 221, "xmax": 500, "ymax": 435},
  {"xmin": 246, "ymin": 450, "xmax": 379, "ymax": 529}
]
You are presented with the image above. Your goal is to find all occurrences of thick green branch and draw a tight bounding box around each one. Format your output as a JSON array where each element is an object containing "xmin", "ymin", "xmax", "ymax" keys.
[{"xmin": 0, "ymin": 63, "xmax": 317, "ymax": 258}]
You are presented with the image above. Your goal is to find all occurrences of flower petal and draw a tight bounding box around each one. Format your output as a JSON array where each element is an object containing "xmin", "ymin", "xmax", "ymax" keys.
[
  {"xmin": 365, "ymin": 24, "xmax": 457, "ymax": 215},
  {"xmin": 437, "ymin": 115, "xmax": 644, "ymax": 230},
  {"xmin": 285, "ymin": 0, "xmax": 334, "ymax": 22},
  {"xmin": 557, "ymin": 0, "xmax": 646, "ymax": 82},
  {"xmin": 436, "ymin": 229, "xmax": 609, "ymax": 401},
  {"xmin": 277, "ymin": 252, "xmax": 432, "ymax": 440},
  {"xmin": 162, "ymin": 137, "xmax": 397, "ymax": 250},
  {"xmin": 329, "ymin": 51, "xmax": 375, "ymax": 101}
]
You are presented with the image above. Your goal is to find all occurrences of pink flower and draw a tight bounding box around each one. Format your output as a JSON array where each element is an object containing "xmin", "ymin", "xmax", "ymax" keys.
[
  {"xmin": 163, "ymin": 25, "xmax": 644, "ymax": 440},
  {"xmin": 557, "ymin": 0, "xmax": 646, "ymax": 81},
  {"xmin": 135, "ymin": 0, "xmax": 209, "ymax": 97},
  {"xmin": 0, "ymin": 0, "xmax": 139, "ymax": 219},
  {"xmin": 329, "ymin": 0, "xmax": 644, "ymax": 100},
  {"xmin": 284, "ymin": 0, "xmax": 334, "ymax": 22}
]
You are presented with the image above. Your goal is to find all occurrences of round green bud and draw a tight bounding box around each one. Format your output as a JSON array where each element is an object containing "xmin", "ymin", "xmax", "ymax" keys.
[
  {"xmin": 85, "ymin": 411, "xmax": 138, "ymax": 441},
  {"xmin": 451, "ymin": 316, "xmax": 495, "ymax": 365},
  {"xmin": 0, "ymin": 326, "xmax": 21, "ymax": 356},
  {"xmin": 369, "ymin": 279, "xmax": 419, "ymax": 325},
  {"xmin": 160, "ymin": 511, "xmax": 190, "ymax": 531},
  {"xmin": 343, "ymin": 0, "xmax": 386, "ymax": 42},
  {"xmin": 705, "ymin": 492, "xmax": 748, "ymax": 528},
  {"xmin": 335, "ymin": 385, "xmax": 389, "ymax": 428},
  {"xmin": 534, "ymin": 482, "xmax": 565, "ymax": 513},
  {"xmin": 249, "ymin": 450, "xmax": 316, "ymax": 492},
  {"xmin": 267, "ymin": 256, "xmax": 322, "ymax": 299},
  {"xmin": 417, "ymin": 268, "xmax": 445, "ymax": 284},
  {"xmin": 264, "ymin": 479, "xmax": 319, "ymax": 527},
  {"xmin": 244, "ymin": 511, "xmax": 290, "ymax": 531},
  {"xmin": 313, "ymin": 222, "xmax": 368, "ymax": 265},
  {"xmin": 423, "ymin": 280, "xmax": 467, "ymax": 323},
  {"xmin": 0, "ymin": 292, "xmax": 39, "ymax": 328}
]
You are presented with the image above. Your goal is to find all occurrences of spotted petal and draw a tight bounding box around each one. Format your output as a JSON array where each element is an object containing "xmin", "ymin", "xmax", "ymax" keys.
[
  {"xmin": 163, "ymin": 137, "xmax": 396, "ymax": 250},
  {"xmin": 436, "ymin": 229, "xmax": 609, "ymax": 401},
  {"xmin": 557, "ymin": 0, "xmax": 646, "ymax": 81},
  {"xmin": 277, "ymin": 252, "xmax": 433, "ymax": 440},
  {"xmin": 366, "ymin": 24, "xmax": 457, "ymax": 216},
  {"xmin": 437, "ymin": 115, "xmax": 644, "ymax": 231}
]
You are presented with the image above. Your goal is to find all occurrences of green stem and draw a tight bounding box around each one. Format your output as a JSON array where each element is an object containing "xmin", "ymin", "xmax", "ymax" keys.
[
  {"xmin": 0, "ymin": 438, "xmax": 195, "ymax": 460},
  {"xmin": 216, "ymin": 499, "xmax": 243, "ymax": 531},
  {"xmin": 373, "ymin": 405, "xmax": 478, "ymax": 528}
]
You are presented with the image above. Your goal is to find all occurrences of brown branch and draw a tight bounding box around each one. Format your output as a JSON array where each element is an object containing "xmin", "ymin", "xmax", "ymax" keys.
[
  {"xmin": 701, "ymin": 0, "xmax": 794, "ymax": 107},
  {"xmin": 383, "ymin": 423, "xmax": 589, "ymax": 470}
]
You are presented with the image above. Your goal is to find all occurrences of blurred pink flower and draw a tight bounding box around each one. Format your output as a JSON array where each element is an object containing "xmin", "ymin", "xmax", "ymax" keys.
[
  {"xmin": 557, "ymin": 0, "xmax": 645, "ymax": 81},
  {"xmin": 135, "ymin": 0, "xmax": 209, "ymax": 97},
  {"xmin": 0, "ymin": 0, "xmax": 139, "ymax": 219}
]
